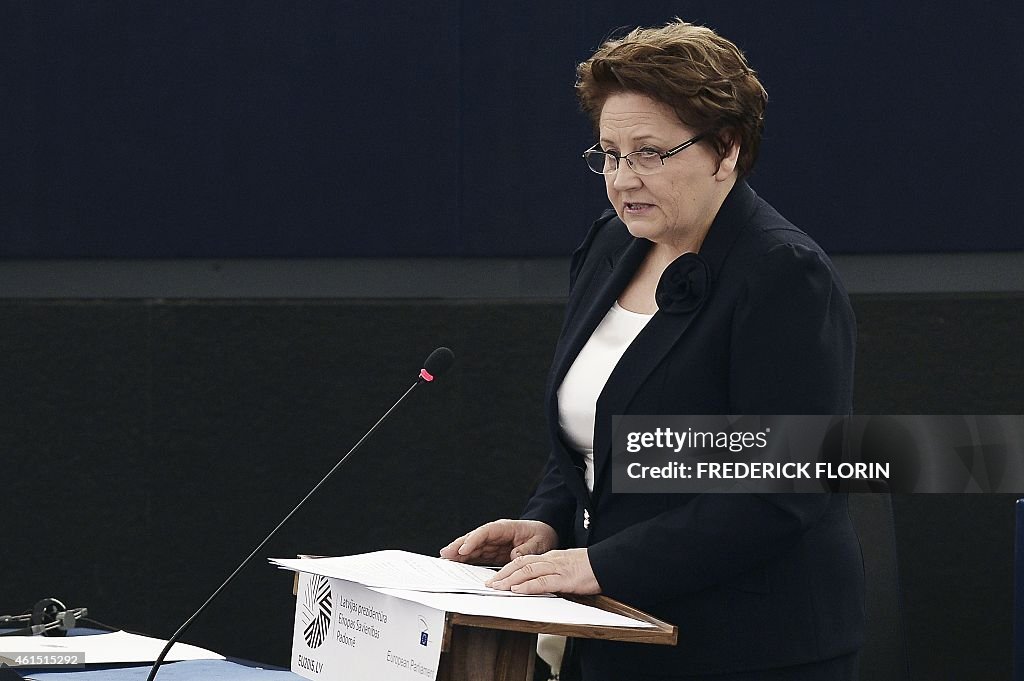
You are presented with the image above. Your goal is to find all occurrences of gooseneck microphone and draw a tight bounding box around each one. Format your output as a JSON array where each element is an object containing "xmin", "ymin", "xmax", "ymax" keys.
[{"xmin": 146, "ymin": 347, "xmax": 455, "ymax": 681}]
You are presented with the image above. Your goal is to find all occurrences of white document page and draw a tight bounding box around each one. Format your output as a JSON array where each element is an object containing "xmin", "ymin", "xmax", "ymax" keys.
[
  {"xmin": 273, "ymin": 551, "xmax": 657, "ymax": 629},
  {"xmin": 372, "ymin": 588, "xmax": 656, "ymax": 629},
  {"xmin": 270, "ymin": 549, "xmax": 551, "ymax": 596},
  {"xmin": 0, "ymin": 630, "xmax": 225, "ymax": 663}
]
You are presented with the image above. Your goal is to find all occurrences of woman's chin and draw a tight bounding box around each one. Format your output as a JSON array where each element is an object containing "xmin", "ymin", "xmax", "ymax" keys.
[{"xmin": 622, "ymin": 216, "xmax": 660, "ymax": 241}]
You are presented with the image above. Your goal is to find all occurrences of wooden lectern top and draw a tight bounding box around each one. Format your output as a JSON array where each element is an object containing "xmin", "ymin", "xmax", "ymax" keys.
[{"xmin": 445, "ymin": 594, "xmax": 677, "ymax": 646}]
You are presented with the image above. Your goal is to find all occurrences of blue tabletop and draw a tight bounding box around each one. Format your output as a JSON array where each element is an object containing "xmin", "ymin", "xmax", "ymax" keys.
[{"xmin": 27, "ymin": 660, "xmax": 304, "ymax": 681}]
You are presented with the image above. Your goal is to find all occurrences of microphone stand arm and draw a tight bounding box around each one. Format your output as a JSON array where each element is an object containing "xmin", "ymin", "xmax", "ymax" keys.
[{"xmin": 146, "ymin": 379, "xmax": 424, "ymax": 681}]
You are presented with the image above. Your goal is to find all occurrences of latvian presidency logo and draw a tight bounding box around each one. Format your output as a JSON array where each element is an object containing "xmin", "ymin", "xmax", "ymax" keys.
[{"xmin": 301, "ymin": 574, "xmax": 332, "ymax": 649}]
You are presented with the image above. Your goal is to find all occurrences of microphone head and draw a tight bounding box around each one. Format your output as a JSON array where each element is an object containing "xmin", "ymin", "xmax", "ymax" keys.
[{"xmin": 419, "ymin": 347, "xmax": 455, "ymax": 383}]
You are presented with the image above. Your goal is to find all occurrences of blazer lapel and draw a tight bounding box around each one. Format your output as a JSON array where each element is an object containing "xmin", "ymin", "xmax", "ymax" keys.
[
  {"xmin": 590, "ymin": 303, "xmax": 706, "ymax": 491},
  {"xmin": 543, "ymin": 236, "xmax": 651, "ymax": 505},
  {"xmin": 548, "ymin": 236, "xmax": 652, "ymax": 400},
  {"xmin": 590, "ymin": 181, "xmax": 760, "ymax": 492}
]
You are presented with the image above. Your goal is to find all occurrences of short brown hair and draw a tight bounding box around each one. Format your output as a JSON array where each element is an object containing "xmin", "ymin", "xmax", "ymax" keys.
[{"xmin": 576, "ymin": 19, "xmax": 768, "ymax": 177}]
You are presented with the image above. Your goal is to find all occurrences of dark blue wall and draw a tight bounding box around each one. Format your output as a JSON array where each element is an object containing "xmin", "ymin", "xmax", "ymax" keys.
[{"xmin": 4, "ymin": 1, "xmax": 1022, "ymax": 257}]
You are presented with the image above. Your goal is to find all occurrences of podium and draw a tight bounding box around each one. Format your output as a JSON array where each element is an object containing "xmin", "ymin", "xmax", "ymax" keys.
[{"xmin": 289, "ymin": 569, "xmax": 677, "ymax": 681}]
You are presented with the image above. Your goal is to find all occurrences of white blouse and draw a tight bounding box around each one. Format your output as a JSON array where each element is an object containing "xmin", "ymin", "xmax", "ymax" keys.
[{"xmin": 556, "ymin": 301, "xmax": 654, "ymax": 491}]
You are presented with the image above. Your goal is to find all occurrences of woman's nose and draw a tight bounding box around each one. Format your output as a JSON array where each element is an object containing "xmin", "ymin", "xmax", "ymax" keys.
[{"xmin": 610, "ymin": 160, "xmax": 643, "ymax": 191}]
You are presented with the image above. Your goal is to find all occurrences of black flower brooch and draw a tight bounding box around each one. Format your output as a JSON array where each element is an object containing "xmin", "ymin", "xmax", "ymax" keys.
[{"xmin": 655, "ymin": 253, "xmax": 711, "ymax": 314}]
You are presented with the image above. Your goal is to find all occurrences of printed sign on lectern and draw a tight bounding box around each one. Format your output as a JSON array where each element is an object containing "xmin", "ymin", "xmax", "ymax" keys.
[{"xmin": 291, "ymin": 572, "xmax": 444, "ymax": 681}]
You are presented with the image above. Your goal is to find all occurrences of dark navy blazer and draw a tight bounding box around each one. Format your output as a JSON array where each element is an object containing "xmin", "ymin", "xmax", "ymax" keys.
[{"xmin": 521, "ymin": 181, "xmax": 865, "ymax": 678}]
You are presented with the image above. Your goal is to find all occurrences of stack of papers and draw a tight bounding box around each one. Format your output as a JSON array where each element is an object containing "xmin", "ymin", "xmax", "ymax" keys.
[
  {"xmin": 271, "ymin": 549, "xmax": 536, "ymax": 596},
  {"xmin": 271, "ymin": 550, "xmax": 655, "ymax": 629}
]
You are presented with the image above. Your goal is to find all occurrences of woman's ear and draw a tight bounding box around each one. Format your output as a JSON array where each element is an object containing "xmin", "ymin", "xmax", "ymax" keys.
[{"xmin": 715, "ymin": 133, "xmax": 741, "ymax": 180}]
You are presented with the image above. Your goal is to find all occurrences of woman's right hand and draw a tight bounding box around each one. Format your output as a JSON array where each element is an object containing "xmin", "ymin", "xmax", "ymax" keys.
[{"xmin": 439, "ymin": 519, "xmax": 558, "ymax": 566}]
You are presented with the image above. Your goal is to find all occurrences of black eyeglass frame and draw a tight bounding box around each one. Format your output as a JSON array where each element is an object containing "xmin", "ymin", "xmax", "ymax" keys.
[{"xmin": 582, "ymin": 132, "xmax": 709, "ymax": 175}]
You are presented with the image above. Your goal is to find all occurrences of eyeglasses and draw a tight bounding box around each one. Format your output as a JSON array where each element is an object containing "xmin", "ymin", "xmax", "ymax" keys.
[{"xmin": 582, "ymin": 132, "xmax": 708, "ymax": 175}]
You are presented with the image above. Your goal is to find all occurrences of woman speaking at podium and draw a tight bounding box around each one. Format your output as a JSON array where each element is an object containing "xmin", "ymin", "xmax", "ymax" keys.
[{"xmin": 442, "ymin": 19, "xmax": 863, "ymax": 681}]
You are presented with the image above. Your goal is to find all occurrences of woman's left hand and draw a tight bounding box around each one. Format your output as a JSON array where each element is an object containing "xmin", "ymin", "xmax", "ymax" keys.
[{"xmin": 485, "ymin": 548, "xmax": 601, "ymax": 595}]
